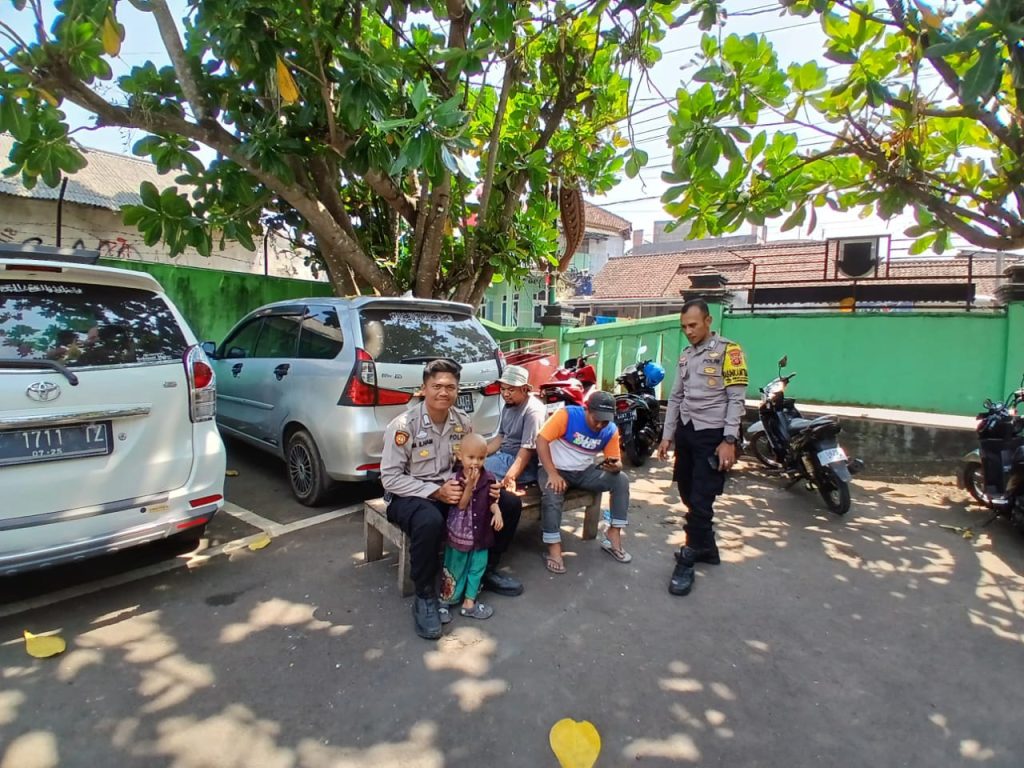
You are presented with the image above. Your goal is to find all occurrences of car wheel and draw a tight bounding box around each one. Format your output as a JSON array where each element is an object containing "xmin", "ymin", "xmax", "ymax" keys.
[{"xmin": 286, "ymin": 429, "xmax": 333, "ymax": 506}]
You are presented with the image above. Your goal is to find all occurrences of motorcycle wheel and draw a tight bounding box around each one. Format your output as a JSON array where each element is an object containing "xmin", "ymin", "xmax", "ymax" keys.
[
  {"xmin": 962, "ymin": 463, "xmax": 991, "ymax": 507},
  {"xmin": 625, "ymin": 435, "xmax": 652, "ymax": 467},
  {"xmin": 750, "ymin": 432, "xmax": 783, "ymax": 469},
  {"xmin": 817, "ymin": 466, "xmax": 851, "ymax": 515}
]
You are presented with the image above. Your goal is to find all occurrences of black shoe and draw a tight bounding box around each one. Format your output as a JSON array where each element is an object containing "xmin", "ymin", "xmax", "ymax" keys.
[
  {"xmin": 413, "ymin": 596, "xmax": 442, "ymax": 640},
  {"xmin": 481, "ymin": 568, "xmax": 524, "ymax": 597},
  {"xmin": 694, "ymin": 544, "xmax": 720, "ymax": 565},
  {"xmin": 669, "ymin": 548, "xmax": 697, "ymax": 596}
]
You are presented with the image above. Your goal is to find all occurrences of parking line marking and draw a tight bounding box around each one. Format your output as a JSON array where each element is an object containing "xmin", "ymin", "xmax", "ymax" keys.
[
  {"xmin": 0, "ymin": 504, "xmax": 363, "ymax": 621},
  {"xmin": 221, "ymin": 501, "xmax": 279, "ymax": 533}
]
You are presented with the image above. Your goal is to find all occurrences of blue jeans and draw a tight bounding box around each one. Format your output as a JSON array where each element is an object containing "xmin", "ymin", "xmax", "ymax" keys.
[
  {"xmin": 484, "ymin": 451, "xmax": 538, "ymax": 486},
  {"xmin": 538, "ymin": 464, "xmax": 630, "ymax": 544}
]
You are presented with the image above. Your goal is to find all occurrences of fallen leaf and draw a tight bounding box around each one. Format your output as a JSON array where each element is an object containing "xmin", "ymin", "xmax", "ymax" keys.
[
  {"xmin": 225, "ymin": 469, "xmax": 239, "ymax": 477},
  {"xmin": 550, "ymin": 718, "xmax": 601, "ymax": 768},
  {"xmin": 24, "ymin": 630, "xmax": 66, "ymax": 659},
  {"xmin": 248, "ymin": 534, "xmax": 272, "ymax": 551}
]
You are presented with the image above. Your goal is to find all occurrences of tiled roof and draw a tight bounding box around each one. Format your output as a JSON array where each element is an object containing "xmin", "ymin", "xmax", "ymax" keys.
[
  {"xmin": 591, "ymin": 239, "xmax": 1023, "ymax": 302},
  {"xmin": 0, "ymin": 133, "xmax": 187, "ymax": 211},
  {"xmin": 584, "ymin": 202, "xmax": 631, "ymax": 235}
]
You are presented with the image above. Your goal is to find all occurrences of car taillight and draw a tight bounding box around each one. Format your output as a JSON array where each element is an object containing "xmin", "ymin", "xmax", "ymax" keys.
[
  {"xmin": 481, "ymin": 381, "xmax": 501, "ymax": 396},
  {"xmin": 184, "ymin": 345, "xmax": 217, "ymax": 422},
  {"xmin": 339, "ymin": 348, "xmax": 413, "ymax": 407}
]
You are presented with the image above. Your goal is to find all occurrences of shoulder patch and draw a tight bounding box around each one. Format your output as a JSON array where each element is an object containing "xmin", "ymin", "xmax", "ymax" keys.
[
  {"xmin": 722, "ymin": 343, "xmax": 748, "ymax": 387},
  {"xmin": 395, "ymin": 431, "xmax": 410, "ymax": 446}
]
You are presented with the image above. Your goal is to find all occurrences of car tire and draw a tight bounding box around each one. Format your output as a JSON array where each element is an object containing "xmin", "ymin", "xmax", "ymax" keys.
[{"xmin": 286, "ymin": 429, "xmax": 333, "ymax": 506}]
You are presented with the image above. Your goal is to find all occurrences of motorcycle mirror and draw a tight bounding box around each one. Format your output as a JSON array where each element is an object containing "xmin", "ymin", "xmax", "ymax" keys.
[
  {"xmin": 778, "ymin": 355, "xmax": 788, "ymax": 368},
  {"xmin": 584, "ymin": 339, "xmax": 596, "ymax": 348},
  {"xmin": 638, "ymin": 345, "xmax": 648, "ymax": 355}
]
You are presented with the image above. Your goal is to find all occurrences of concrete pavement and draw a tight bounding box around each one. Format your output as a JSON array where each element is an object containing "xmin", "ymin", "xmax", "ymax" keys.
[{"xmin": 2, "ymin": 459, "xmax": 1023, "ymax": 767}]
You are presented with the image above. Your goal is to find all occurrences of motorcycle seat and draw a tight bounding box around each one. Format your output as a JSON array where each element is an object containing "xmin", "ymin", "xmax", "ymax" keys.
[{"xmin": 789, "ymin": 415, "xmax": 838, "ymax": 433}]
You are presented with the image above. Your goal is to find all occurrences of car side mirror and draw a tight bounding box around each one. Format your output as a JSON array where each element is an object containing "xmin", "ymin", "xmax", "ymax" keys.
[{"xmin": 201, "ymin": 341, "xmax": 217, "ymax": 358}]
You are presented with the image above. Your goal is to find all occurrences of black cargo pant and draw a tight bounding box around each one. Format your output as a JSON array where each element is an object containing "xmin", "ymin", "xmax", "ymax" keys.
[
  {"xmin": 673, "ymin": 420, "xmax": 727, "ymax": 550},
  {"xmin": 386, "ymin": 490, "xmax": 522, "ymax": 598}
]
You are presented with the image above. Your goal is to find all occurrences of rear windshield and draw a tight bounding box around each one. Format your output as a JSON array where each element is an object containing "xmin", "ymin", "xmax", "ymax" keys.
[
  {"xmin": 0, "ymin": 280, "xmax": 189, "ymax": 367},
  {"xmin": 359, "ymin": 308, "xmax": 496, "ymax": 364}
]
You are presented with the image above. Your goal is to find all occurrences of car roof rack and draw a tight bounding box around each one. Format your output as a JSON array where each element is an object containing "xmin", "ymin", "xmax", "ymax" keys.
[{"xmin": 0, "ymin": 243, "xmax": 101, "ymax": 264}]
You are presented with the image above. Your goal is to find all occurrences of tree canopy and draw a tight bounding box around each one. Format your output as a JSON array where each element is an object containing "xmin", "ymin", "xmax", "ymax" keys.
[
  {"xmin": 0, "ymin": 0, "xmax": 692, "ymax": 301},
  {"xmin": 662, "ymin": 0, "xmax": 1024, "ymax": 254}
]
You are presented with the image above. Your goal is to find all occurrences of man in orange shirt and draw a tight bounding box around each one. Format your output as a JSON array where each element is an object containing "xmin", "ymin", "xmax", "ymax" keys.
[{"xmin": 535, "ymin": 391, "xmax": 632, "ymax": 574}]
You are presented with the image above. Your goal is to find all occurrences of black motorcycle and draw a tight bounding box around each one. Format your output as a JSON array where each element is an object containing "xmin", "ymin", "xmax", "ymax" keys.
[
  {"xmin": 613, "ymin": 345, "xmax": 665, "ymax": 467},
  {"xmin": 746, "ymin": 355, "xmax": 863, "ymax": 515},
  {"xmin": 956, "ymin": 377, "xmax": 1024, "ymax": 529}
]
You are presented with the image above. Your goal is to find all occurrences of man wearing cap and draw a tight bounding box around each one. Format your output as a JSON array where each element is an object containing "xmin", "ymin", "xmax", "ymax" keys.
[
  {"xmin": 657, "ymin": 298, "xmax": 748, "ymax": 597},
  {"xmin": 485, "ymin": 364, "xmax": 546, "ymax": 490},
  {"xmin": 535, "ymin": 391, "xmax": 632, "ymax": 574}
]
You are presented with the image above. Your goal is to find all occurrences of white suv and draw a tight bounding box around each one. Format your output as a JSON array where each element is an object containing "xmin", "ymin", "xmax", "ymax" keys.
[{"xmin": 0, "ymin": 254, "xmax": 226, "ymax": 576}]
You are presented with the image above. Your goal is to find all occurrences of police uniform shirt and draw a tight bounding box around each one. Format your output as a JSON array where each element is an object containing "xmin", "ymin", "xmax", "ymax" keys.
[
  {"xmin": 662, "ymin": 332, "xmax": 748, "ymax": 441},
  {"xmin": 380, "ymin": 399, "xmax": 473, "ymax": 499}
]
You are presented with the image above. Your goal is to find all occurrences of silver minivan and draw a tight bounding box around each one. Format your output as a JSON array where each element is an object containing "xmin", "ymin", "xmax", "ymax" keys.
[
  {"xmin": 0, "ymin": 255, "xmax": 226, "ymax": 575},
  {"xmin": 206, "ymin": 297, "xmax": 504, "ymax": 504}
]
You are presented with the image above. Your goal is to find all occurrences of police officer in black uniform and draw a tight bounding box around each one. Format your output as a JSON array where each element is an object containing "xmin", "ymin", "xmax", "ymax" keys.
[
  {"xmin": 381, "ymin": 358, "xmax": 523, "ymax": 640},
  {"xmin": 657, "ymin": 298, "xmax": 748, "ymax": 596}
]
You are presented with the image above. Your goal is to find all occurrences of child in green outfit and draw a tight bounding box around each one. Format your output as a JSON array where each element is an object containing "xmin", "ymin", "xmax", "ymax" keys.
[{"xmin": 440, "ymin": 433, "xmax": 504, "ymax": 619}]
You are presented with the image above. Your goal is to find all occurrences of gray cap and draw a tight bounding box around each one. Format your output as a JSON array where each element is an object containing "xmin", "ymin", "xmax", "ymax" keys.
[
  {"xmin": 497, "ymin": 365, "xmax": 530, "ymax": 387},
  {"xmin": 586, "ymin": 390, "xmax": 616, "ymax": 420}
]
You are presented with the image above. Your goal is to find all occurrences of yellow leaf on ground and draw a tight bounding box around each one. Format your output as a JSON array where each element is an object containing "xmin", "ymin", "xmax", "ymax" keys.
[
  {"xmin": 248, "ymin": 534, "xmax": 272, "ymax": 551},
  {"xmin": 225, "ymin": 469, "xmax": 239, "ymax": 477},
  {"xmin": 550, "ymin": 718, "xmax": 601, "ymax": 768},
  {"xmin": 276, "ymin": 55, "xmax": 300, "ymax": 105},
  {"xmin": 24, "ymin": 630, "xmax": 66, "ymax": 659},
  {"xmin": 102, "ymin": 15, "xmax": 121, "ymax": 57}
]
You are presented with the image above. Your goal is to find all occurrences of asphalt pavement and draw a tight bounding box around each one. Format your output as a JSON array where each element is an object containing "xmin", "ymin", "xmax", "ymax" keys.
[{"xmin": 2, "ymin": 448, "xmax": 1023, "ymax": 767}]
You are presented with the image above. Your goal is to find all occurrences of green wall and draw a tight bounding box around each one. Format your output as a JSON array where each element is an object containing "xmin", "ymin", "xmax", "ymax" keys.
[
  {"xmin": 99, "ymin": 259, "xmax": 334, "ymax": 342},
  {"xmin": 551, "ymin": 306, "xmax": 1020, "ymax": 416}
]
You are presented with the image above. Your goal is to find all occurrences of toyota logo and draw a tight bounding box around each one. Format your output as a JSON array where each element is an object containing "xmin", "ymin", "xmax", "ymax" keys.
[{"xmin": 26, "ymin": 381, "xmax": 61, "ymax": 402}]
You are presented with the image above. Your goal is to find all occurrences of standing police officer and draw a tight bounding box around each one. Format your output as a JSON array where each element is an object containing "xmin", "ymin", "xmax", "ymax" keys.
[
  {"xmin": 657, "ymin": 298, "xmax": 748, "ymax": 597},
  {"xmin": 382, "ymin": 358, "xmax": 524, "ymax": 640}
]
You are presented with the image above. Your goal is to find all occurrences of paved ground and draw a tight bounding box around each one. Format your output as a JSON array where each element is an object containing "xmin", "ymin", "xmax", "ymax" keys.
[{"xmin": 2, "ymin": 449, "xmax": 1023, "ymax": 768}]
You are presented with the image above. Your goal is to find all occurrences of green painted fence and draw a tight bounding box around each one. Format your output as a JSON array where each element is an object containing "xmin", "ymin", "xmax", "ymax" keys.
[
  {"xmin": 486, "ymin": 301, "xmax": 1024, "ymax": 417},
  {"xmin": 99, "ymin": 259, "xmax": 333, "ymax": 342}
]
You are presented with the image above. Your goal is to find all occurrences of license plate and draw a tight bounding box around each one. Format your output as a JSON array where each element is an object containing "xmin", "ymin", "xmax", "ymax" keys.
[
  {"xmin": 817, "ymin": 446, "xmax": 847, "ymax": 465},
  {"xmin": 0, "ymin": 421, "xmax": 112, "ymax": 467},
  {"xmin": 545, "ymin": 401, "xmax": 565, "ymax": 415},
  {"xmin": 616, "ymin": 410, "xmax": 635, "ymax": 423},
  {"xmin": 456, "ymin": 392, "xmax": 474, "ymax": 413}
]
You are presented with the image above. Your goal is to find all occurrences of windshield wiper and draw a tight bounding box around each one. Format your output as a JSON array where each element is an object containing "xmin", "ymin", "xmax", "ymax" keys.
[{"xmin": 0, "ymin": 359, "xmax": 79, "ymax": 385}]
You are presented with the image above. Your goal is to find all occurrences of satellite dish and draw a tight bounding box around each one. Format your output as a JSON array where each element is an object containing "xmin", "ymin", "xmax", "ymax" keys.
[{"xmin": 836, "ymin": 238, "xmax": 878, "ymax": 278}]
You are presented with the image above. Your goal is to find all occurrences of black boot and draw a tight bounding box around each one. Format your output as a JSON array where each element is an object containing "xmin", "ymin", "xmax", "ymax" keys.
[
  {"xmin": 481, "ymin": 567, "xmax": 524, "ymax": 596},
  {"xmin": 669, "ymin": 547, "xmax": 698, "ymax": 596},
  {"xmin": 694, "ymin": 542, "xmax": 720, "ymax": 565},
  {"xmin": 413, "ymin": 596, "xmax": 442, "ymax": 640}
]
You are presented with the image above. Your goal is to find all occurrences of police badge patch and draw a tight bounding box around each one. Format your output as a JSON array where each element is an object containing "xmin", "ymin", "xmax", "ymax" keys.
[
  {"xmin": 722, "ymin": 343, "xmax": 749, "ymax": 386},
  {"xmin": 395, "ymin": 431, "xmax": 410, "ymax": 446}
]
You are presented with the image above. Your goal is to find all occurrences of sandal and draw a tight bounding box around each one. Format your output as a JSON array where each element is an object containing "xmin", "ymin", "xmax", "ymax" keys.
[
  {"xmin": 600, "ymin": 539, "xmax": 633, "ymax": 563},
  {"xmin": 543, "ymin": 553, "xmax": 567, "ymax": 574},
  {"xmin": 460, "ymin": 602, "xmax": 494, "ymax": 620}
]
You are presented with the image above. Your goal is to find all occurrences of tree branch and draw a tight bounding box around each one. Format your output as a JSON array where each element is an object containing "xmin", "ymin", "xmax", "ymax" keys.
[
  {"xmin": 132, "ymin": 0, "xmax": 211, "ymax": 122},
  {"xmin": 414, "ymin": 175, "xmax": 452, "ymax": 298},
  {"xmin": 365, "ymin": 169, "xmax": 417, "ymax": 225}
]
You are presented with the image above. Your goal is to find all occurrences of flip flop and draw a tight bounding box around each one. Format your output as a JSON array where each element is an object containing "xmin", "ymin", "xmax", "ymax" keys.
[
  {"xmin": 600, "ymin": 539, "xmax": 633, "ymax": 563},
  {"xmin": 543, "ymin": 553, "xmax": 567, "ymax": 574}
]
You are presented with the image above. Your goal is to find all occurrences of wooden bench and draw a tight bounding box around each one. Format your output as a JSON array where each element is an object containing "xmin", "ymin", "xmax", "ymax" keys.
[{"xmin": 363, "ymin": 488, "xmax": 602, "ymax": 596}]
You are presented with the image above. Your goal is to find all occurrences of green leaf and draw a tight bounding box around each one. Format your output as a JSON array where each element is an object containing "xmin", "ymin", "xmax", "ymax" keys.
[
  {"xmin": 960, "ymin": 42, "xmax": 1001, "ymax": 104},
  {"xmin": 693, "ymin": 65, "xmax": 724, "ymax": 83},
  {"xmin": 139, "ymin": 181, "xmax": 160, "ymax": 211},
  {"xmin": 411, "ymin": 80, "xmax": 430, "ymax": 113}
]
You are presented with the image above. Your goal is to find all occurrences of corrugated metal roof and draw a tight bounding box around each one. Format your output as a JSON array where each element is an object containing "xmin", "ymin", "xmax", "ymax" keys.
[{"xmin": 0, "ymin": 133, "xmax": 183, "ymax": 211}]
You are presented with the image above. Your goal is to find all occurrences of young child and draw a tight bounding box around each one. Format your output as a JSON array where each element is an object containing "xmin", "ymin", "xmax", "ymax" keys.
[{"xmin": 440, "ymin": 432, "xmax": 504, "ymax": 619}]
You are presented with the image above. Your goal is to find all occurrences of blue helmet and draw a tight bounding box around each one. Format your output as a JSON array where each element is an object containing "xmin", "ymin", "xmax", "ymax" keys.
[{"xmin": 643, "ymin": 361, "xmax": 665, "ymax": 386}]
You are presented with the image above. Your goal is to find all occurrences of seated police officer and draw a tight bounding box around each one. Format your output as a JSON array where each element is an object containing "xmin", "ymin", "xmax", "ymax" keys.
[{"xmin": 381, "ymin": 358, "xmax": 524, "ymax": 640}]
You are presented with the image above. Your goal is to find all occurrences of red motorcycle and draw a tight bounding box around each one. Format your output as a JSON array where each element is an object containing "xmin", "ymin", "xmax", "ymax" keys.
[{"xmin": 537, "ymin": 340, "xmax": 598, "ymax": 416}]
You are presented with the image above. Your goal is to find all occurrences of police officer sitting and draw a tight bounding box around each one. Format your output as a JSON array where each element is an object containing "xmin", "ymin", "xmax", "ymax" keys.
[
  {"xmin": 381, "ymin": 358, "xmax": 524, "ymax": 640},
  {"xmin": 657, "ymin": 298, "xmax": 748, "ymax": 597}
]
